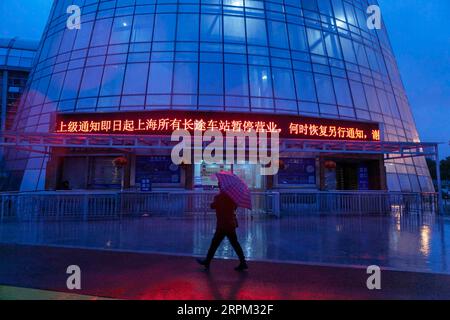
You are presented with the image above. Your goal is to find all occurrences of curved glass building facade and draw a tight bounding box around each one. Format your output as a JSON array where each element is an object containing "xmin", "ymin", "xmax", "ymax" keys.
[
  {"xmin": 8, "ymin": 0, "xmax": 433, "ymax": 192},
  {"xmin": 0, "ymin": 38, "xmax": 38, "ymax": 132},
  {"xmin": 0, "ymin": 38, "xmax": 39, "ymax": 190}
]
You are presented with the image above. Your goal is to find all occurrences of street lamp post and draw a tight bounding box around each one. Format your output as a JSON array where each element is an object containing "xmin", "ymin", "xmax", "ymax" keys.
[{"xmin": 436, "ymin": 144, "xmax": 444, "ymax": 214}]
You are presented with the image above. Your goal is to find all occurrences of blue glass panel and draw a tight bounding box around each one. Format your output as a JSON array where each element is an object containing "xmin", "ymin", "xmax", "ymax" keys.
[
  {"xmin": 123, "ymin": 63, "xmax": 149, "ymax": 95},
  {"xmin": 148, "ymin": 62, "xmax": 173, "ymax": 94},
  {"xmin": 173, "ymin": 62, "xmax": 198, "ymax": 94},
  {"xmin": 225, "ymin": 63, "xmax": 248, "ymax": 96},
  {"xmin": 199, "ymin": 63, "xmax": 223, "ymax": 94}
]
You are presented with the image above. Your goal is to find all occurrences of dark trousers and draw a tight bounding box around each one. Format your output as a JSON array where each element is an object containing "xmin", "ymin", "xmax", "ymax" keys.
[{"xmin": 206, "ymin": 229, "xmax": 246, "ymax": 264}]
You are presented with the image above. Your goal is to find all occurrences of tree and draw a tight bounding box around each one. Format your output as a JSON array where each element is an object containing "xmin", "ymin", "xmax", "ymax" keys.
[
  {"xmin": 442, "ymin": 157, "xmax": 450, "ymax": 181},
  {"xmin": 426, "ymin": 157, "xmax": 450, "ymax": 181}
]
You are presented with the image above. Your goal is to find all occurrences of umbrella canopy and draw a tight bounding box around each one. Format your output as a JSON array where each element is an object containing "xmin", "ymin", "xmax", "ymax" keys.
[{"xmin": 215, "ymin": 171, "xmax": 252, "ymax": 210}]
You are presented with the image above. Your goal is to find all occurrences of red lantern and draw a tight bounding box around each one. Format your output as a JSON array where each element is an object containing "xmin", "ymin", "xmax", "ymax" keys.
[
  {"xmin": 324, "ymin": 160, "xmax": 336, "ymax": 169},
  {"xmin": 112, "ymin": 156, "xmax": 128, "ymax": 168}
]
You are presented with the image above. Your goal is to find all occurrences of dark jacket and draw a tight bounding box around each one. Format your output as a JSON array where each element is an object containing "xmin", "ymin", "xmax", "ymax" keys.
[{"xmin": 210, "ymin": 192, "xmax": 238, "ymax": 232}]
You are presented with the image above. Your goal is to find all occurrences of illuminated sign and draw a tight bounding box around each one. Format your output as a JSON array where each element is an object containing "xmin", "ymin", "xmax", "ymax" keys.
[{"xmin": 54, "ymin": 110, "xmax": 380, "ymax": 142}]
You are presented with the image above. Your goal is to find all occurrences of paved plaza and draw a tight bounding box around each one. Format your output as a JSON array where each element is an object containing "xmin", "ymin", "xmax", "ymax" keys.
[
  {"xmin": 0, "ymin": 213, "xmax": 448, "ymax": 274},
  {"xmin": 2, "ymin": 243, "xmax": 450, "ymax": 300},
  {"xmin": 1, "ymin": 213, "xmax": 450, "ymax": 299}
]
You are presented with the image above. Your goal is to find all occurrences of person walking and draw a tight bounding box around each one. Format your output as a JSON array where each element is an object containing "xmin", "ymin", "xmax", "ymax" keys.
[{"xmin": 197, "ymin": 178, "xmax": 249, "ymax": 271}]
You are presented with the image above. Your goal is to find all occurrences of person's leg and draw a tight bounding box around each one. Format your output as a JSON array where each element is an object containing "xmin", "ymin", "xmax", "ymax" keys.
[
  {"xmin": 226, "ymin": 230, "xmax": 246, "ymax": 264},
  {"xmin": 205, "ymin": 230, "xmax": 226, "ymax": 264}
]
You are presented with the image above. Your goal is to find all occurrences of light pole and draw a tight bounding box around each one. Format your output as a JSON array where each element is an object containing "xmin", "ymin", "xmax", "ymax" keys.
[{"xmin": 436, "ymin": 144, "xmax": 444, "ymax": 214}]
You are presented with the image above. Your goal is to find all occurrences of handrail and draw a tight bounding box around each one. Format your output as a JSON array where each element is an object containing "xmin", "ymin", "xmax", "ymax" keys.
[{"xmin": 0, "ymin": 190, "xmax": 443, "ymax": 222}]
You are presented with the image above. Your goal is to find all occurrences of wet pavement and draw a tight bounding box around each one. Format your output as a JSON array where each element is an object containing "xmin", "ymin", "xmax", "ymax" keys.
[
  {"xmin": 0, "ymin": 213, "xmax": 449, "ymax": 274},
  {"xmin": 2, "ymin": 244, "xmax": 450, "ymax": 300}
]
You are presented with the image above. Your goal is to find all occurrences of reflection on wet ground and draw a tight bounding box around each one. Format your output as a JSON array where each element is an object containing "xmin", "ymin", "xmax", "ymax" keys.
[{"xmin": 0, "ymin": 213, "xmax": 448, "ymax": 274}]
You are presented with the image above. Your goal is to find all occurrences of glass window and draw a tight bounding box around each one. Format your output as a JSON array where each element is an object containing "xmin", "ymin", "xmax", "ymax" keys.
[
  {"xmin": 200, "ymin": 63, "xmax": 223, "ymax": 95},
  {"xmin": 225, "ymin": 64, "xmax": 248, "ymax": 96},
  {"xmin": 366, "ymin": 47, "xmax": 379, "ymax": 72},
  {"xmin": 319, "ymin": 103, "xmax": 338, "ymax": 115},
  {"xmin": 224, "ymin": 15, "xmax": 245, "ymax": 44},
  {"xmin": 246, "ymin": 18, "xmax": 267, "ymax": 46},
  {"xmin": 100, "ymin": 64, "xmax": 126, "ymax": 96},
  {"xmin": 353, "ymin": 42, "xmax": 369, "ymax": 67},
  {"xmin": 79, "ymin": 66, "xmax": 104, "ymax": 98},
  {"xmin": 340, "ymin": 37, "xmax": 357, "ymax": 63},
  {"xmin": 201, "ymin": 14, "xmax": 222, "ymax": 42},
  {"xmin": 317, "ymin": 0, "xmax": 333, "ymax": 16},
  {"xmin": 70, "ymin": 22, "xmax": 93, "ymax": 50},
  {"xmin": 298, "ymin": 101, "xmax": 319, "ymax": 114},
  {"xmin": 268, "ymin": 21, "xmax": 289, "ymax": 49},
  {"xmin": 33, "ymin": 76, "xmax": 50, "ymax": 105},
  {"xmin": 387, "ymin": 93, "xmax": 401, "ymax": 118},
  {"xmin": 377, "ymin": 88, "xmax": 392, "ymax": 116},
  {"xmin": 349, "ymin": 81, "xmax": 367, "ymax": 109},
  {"xmin": 47, "ymin": 31, "xmax": 63, "ymax": 58},
  {"xmin": 331, "ymin": 0, "xmax": 346, "ymax": 21},
  {"xmin": 307, "ymin": 28, "xmax": 325, "ymax": 56},
  {"xmin": 314, "ymin": 74, "xmax": 336, "ymax": 104},
  {"xmin": 91, "ymin": 18, "xmax": 113, "ymax": 46},
  {"xmin": 154, "ymin": 14, "xmax": 177, "ymax": 41},
  {"xmin": 364, "ymin": 84, "xmax": 381, "ymax": 113},
  {"xmin": 110, "ymin": 16, "xmax": 132, "ymax": 44},
  {"xmin": 117, "ymin": 0, "xmax": 136, "ymax": 8},
  {"xmin": 288, "ymin": 24, "xmax": 308, "ymax": 52},
  {"xmin": 324, "ymin": 32, "xmax": 342, "ymax": 59},
  {"xmin": 398, "ymin": 174, "xmax": 412, "ymax": 192},
  {"xmin": 339, "ymin": 106, "xmax": 355, "ymax": 117},
  {"xmin": 45, "ymin": 72, "xmax": 65, "ymax": 102},
  {"xmin": 302, "ymin": 0, "xmax": 318, "ymax": 11},
  {"xmin": 131, "ymin": 14, "xmax": 154, "ymax": 42},
  {"xmin": 59, "ymin": 29, "xmax": 77, "ymax": 54},
  {"xmin": 294, "ymin": 71, "xmax": 317, "ymax": 101},
  {"xmin": 123, "ymin": 63, "xmax": 149, "ymax": 95},
  {"xmin": 173, "ymin": 62, "xmax": 198, "ymax": 94},
  {"xmin": 38, "ymin": 38, "xmax": 52, "ymax": 62},
  {"xmin": 249, "ymin": 66, "xmax": 273, "ymax": 97},
  {"xmin": 60, "ymin": 69, "xmax": 83, "ymax": 100},
  {"xmin": 148, "ymin": 63, "xmax": 173, "ymax": 94},
  {"xmin": 333, "ymin": 77, "xmax": 352, "ymax": 107},
  {"xmin": 273, "ymin": 68, "xmax": 295, "ymax": 99},
  {"xmin": 177, "ymin": 14, "xmax": 199, "ymax": 41},
  {"xmin": 344, "ymin": 2, "xmax": 357, "ymax": 26}
]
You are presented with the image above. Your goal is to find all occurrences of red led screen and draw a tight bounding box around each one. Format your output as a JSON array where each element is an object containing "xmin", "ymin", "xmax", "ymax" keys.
[{"xmin": 54, "ymin": 110, "xmax": 381, "ymax": 142}]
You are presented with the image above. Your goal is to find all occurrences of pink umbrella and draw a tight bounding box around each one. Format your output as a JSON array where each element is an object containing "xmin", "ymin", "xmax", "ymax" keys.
[{"xmin": 215, "ymin": 171, "xmax": 252, "ymax": 210}]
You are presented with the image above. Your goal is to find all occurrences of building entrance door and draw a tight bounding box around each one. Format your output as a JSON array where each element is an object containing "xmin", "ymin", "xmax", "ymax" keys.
[
  {"xmin": 322, "ymin": 157, "xmax": 384, "ymax": 191},
  {"xmin": 336, "ymin": 160, "xmax": 381, "ymax": 191},
  {"xmin": 336, "ymin": 163, "xmax": 359, "ymax": 190}
]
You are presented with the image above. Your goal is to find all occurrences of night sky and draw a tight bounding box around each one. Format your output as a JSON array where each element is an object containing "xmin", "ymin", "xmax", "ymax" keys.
[{"xmin": 1, "ymin": 0, "xmax": 448, "ymax": 157}]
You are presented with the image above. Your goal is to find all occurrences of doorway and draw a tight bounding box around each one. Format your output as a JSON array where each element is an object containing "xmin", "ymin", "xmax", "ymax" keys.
[{"xmin": 322, "ymin": 157, "xmax": 383, "ymax": 191}]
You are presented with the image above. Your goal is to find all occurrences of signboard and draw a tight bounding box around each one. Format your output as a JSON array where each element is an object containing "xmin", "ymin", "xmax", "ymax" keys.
[
  {"xmin": 54, "ymin": 110, "xmax": 380, "ymax": 142},
  {"xmin": 135, "ymin": 156, "xmax": 180, "ymax": 184},
  {"xmin": 277, "ymin": 158, "xmax": 316, "ymax": 185},
  {"xmin": 140, "ymin": 178, "xmax": 152, "ymax": 192},
  {"xmin": 358, "ymin": 164, "xmax": 369, "ymax": 190}
]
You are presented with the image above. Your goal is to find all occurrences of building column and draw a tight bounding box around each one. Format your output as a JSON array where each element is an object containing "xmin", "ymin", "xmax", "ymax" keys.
[
  {"xmin": 184, "ymin": 164, "xmax": 193, "ymax": 190},
  {"xmin": 379, "ymin": 155, "xmax": 387, "ymax": 191},
  {"xmin": 319, "ymin": 156, "xmax": 325, "ymax": 191},
  {"xmin": 1, "ymin": 70, "xmax": 7, "ymax": 133},
  {"xmin": 44, "ymin": 155, "xmax": 62, "ymax": 190},
  {"xmin": 436, "ymin": 145, "xmax": 444, "ymax": 214},
  {"xmin": 123, "ymin": 153, "xmax": 132, "ymax": 189}
]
